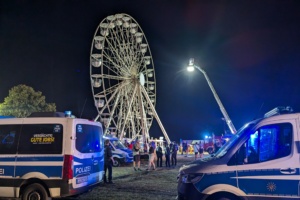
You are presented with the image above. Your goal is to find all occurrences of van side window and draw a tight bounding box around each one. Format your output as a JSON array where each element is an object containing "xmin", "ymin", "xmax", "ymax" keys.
[
  {"xmin": 229, "ymin": 123, "xmax": 292, "ymax": 165},
  {"xmin": 75, "ymin": 124, "xmax": 101, "ymax": 153},
  {"xmin": 18, "ymin": 124, "xmax": 63, "ymax": 154},
  {"xmin": 0, "ymin": 125, "xmax": 21, "ymax": 154},
  {"xmin": 259, "ymin": 123, "xmax": 292, "ymax": 162}
]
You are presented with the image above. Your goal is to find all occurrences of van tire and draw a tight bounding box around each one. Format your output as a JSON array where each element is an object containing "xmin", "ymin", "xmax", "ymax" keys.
[
  {"xmin": 208, "ymin": 192, "xmax": 240, "ymax": 200},
  {"xmin": 22, "ymin": 183, "xmax": 48, "ymax": 200},
  {"xmin": 113, "ymin": 158, "xmax": 120, "ymax": 167}
]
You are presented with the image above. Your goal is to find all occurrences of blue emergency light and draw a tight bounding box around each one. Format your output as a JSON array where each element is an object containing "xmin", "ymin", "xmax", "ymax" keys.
[{"xmin": 65, "ymin": 111, "xmax": 72, "ymax": 117}]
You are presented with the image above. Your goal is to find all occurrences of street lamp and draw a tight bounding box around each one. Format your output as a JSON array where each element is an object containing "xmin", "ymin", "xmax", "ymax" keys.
[{"xmin": 187, "ymin": 58, "xmax": 237, "ymax": 134}]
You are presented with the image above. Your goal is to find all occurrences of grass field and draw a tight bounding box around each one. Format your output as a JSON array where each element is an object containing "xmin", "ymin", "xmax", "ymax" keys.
[{"xmin": 65, "ymin": 155, "xmax": 195, "ymax": 200}]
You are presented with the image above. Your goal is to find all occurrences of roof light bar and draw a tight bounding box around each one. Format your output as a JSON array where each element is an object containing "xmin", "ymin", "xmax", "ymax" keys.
[{"xmin": 264, "ymin": 106, "xmax": 293, "ymax": 118}]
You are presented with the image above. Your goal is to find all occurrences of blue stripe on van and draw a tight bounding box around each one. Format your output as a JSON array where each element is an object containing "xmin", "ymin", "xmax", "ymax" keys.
[
  {"xmin": 0, "ymin": 157, "xmax": 15, "ymax": 162},
  {"xmin": 0, "ymin": 156, "xmax": 64, "ymax": 178},
  {"xmin": 17, "ymin": 156, "xmax": 64, "ymax": 162},
  {"xmin": 15, "ymin": 166, "xmax": 63, "ymax": 177},
  {"xmin": 1, "ymin": 155, "xmax": 104, "ymax": 179}
]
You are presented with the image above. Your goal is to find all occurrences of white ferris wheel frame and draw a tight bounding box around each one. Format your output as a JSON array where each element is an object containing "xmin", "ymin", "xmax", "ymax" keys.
[{"xmin": 89, "ymin": 13, "xmax": 170, "ymax": 144}]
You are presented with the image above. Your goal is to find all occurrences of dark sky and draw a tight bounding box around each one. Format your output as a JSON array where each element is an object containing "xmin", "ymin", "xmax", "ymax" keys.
[{"xmin": 1, "ymin": 1, "xmax": 300, "ymax": 142}]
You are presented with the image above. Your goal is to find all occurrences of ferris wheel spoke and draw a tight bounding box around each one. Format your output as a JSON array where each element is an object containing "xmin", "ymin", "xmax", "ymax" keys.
[
  {"xmin": 99, "ymin": 82, "xmax": 129, "ymax": 113},
  {"xmin": 119, "ymin": 84, "xmax": 138, "ymax": 140},
  {"xmin": 104, "ymin": 38, "xmax": 130, "ymax": 73},
  {"xmin": 91, "ymin": 73, "xmax": 129, "ymax": 81},
  {"xmin": 95, "ymin": 82, "xmax": 123, "ymax": 97},
  {"xmin": 118, "ymin": 31, "xmax": 132, "ymax": 62},
  {"xmin": 116, "ymin": 25, "xmax": 134, "ymax": 57},
  {"xmin": 104, "ymin": 89, "xmax": 122, "ymax": 131},
  {"xmin": 104, "ymin": 28, "xmax": 136, "ymax": 73},
  {"xmin": 111, "ymin": 23, "xmax": 144, "ymax": 74},
  {"xmin": 102, "ymin": 52, "xmax": 126, "ymax": 76},
  {"xmin": 139, "ymin": 59, "xmax": 149, "ymax": 74},
  {"xmin": 109, "ymin": 27, "xmax": 130, "ymax": 63}
]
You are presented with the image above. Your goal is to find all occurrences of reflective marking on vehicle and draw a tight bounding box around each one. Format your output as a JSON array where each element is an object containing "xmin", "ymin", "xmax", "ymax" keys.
[
  {"xmin": 230, "ymin": 175, "xmax": 300, "ymax": 180},
  {"xmin": 1, "ymin": 162, "xmax": 63, "ymax": 166}
]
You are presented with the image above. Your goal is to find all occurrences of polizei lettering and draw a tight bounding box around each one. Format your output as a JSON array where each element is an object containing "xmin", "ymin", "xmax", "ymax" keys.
[{"xmin": 75, "ymin": 166, "xmax": 91, "ymax": 174}]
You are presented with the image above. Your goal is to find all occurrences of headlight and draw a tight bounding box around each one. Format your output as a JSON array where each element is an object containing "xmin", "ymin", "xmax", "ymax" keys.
[{"xmin": 181, "ymin": 173, "xmax": 204, "ymax": 184}]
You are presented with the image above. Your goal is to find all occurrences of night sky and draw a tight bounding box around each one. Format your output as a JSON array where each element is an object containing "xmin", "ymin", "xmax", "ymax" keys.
[{"xmin": 1, "ymin": 1, "xmax": 300, "ymax": 142}]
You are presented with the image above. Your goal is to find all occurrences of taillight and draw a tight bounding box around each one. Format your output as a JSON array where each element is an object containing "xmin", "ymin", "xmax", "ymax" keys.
[{"xmin": 63, "ymin": 155, "xmax": 73, "ymax": 180}]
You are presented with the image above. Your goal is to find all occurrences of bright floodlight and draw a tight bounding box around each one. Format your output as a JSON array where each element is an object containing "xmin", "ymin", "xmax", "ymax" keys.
[
  {"xmin": 187, "ymin": 65, "xmax": 195, "ymax": 72},
  {"xmin": 187, "ymin": 58, "xmax": 195, "ymax": 72}
]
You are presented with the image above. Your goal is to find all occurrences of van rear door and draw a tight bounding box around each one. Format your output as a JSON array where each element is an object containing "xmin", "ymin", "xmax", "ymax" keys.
[{"xmin": 73, "ymin": 123, "xmax": 103, "ymax": 189}]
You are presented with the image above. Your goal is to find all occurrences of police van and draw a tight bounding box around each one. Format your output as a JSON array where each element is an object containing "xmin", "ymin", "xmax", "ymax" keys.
[
  {"xmin": 0, "ymin": 112, "xmax": 104, "ymax": 200},
  {"xmin": 103, "ymin": 135, "xmax": 133, "ymax": 167},
  {"xmin": 177, "ymin": 106, "xmax": 300, "ymax": 200}
]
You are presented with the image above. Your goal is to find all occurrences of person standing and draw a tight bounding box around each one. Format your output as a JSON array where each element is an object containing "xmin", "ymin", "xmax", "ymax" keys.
[
  {"xmin": 164, "ymin": 143, "xmax": 171, "ymax": 167},
  {"xmin": 156, "ymin": 143, "xmax": 163, "ymax": 167},
  {"xmin": 182, "ymin": 141, "xmax": 188, "ymax": 157},
  {"xmin": 193, "ymin": 142, "xmax": 199, "ymax": 160},
  {"xmin": 133, "ymin": 140, "xmax": 142, "ymax": 171},
  {"xmin": 180, "ymin": 144, "xmax": 183, "ymax": 155},
  {"xmin": 128, "ymin": 141, "xmax": 133, "ymax": 150},
  {"xmin": 104, "ymin": 139, "xmax": 114, "ymax": 184},
  {"xmin": 199, "ymin": 141, "xmax": 204, "ymax": 158},
  {"xmin": 171, "ymin": 141, "xmax": 178, "ymax": 167},
  {"xmin": 147, "ymin": 142, "xmax": 156, "ymax": 170}
]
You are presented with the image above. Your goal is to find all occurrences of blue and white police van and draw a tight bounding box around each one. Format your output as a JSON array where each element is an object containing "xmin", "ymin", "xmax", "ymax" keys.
[
  {"xmin": 103, "ymin": 135, "xmax": 133, "ymax": 167},
  {"xmin": 0, "ymin": 112, "xmax": 104, "ymax": 200},
  {"xmin": 177, "ymin": 106, "xmax": 300, "ymax": 200}
]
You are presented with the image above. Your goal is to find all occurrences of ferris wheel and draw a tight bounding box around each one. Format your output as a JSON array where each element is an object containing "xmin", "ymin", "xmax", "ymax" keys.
[{"xmin": 90, "ymin": 13, "xmax": 170, "ymax": 144}]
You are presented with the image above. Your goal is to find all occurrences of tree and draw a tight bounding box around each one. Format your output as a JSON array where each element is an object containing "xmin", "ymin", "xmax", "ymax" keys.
[{"xmin": 0, "ymin": 84, "xmax": 56, "ymax": 117}]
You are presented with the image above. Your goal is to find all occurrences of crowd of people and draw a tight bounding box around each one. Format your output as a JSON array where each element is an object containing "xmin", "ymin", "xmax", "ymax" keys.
[
  {"xmin": 104, "ymin": 139, "xmax": 187, "ymax": 183},
  {"xmin": 105, "ymin": 138, "xmax": 225, "ymax": 184},
  {"xmin": 192, "ymin": 141, "xmax": 204, "ymax": 160},
  {"xmin": 129, "ymin": 140, "xmax": 179, "ymax": 171}
]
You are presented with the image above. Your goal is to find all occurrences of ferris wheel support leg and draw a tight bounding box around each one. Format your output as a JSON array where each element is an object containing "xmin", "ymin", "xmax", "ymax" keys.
[
  {"xmin": 140, "ymin": 90, "xmax": 150, "ymax": 145},
  {"xmin": 141, "ymin": 86, "xmax": 171, "ymax": 144},
  {"xmin": 94, "ymin": 114, "xmax": 100, "ymax": 122},
  {"xmin": 153, "ymin": 112, "xmax": 170, "ymax": 144}
]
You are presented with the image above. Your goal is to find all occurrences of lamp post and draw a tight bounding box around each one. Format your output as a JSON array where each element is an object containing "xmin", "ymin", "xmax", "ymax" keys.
[{"xmin": 187, "ymin": 58, "xmax": 237, "ymax": 134}]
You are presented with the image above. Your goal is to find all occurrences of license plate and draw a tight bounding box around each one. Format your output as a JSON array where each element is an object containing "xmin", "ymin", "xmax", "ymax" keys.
[{"xmin": 76, "ymin": 176, "xmax": 88, "ymax": 184}]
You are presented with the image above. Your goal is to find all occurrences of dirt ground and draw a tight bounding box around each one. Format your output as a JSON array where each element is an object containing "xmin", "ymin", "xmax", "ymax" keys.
[{"xmin": 62, "ymin": 154, "xmax": 195, "ymax": 200}]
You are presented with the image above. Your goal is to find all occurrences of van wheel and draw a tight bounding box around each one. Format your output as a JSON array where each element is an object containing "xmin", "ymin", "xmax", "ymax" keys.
[
  {"xmin": 113, "ymin": 158, "xmax": 120, "ymax": 167},
  {"xmin": 22, "ymin": 183, "xmax": 48, "ymax": 200},
  {"xmin": 208, "ymin": 193, "xmax": 240, "ymax": 200}
]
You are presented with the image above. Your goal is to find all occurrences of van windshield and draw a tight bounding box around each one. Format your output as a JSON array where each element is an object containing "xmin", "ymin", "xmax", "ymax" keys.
[
  {"xmin": 112, "ymin": 140, "xmax": 126, "ymax": 149},
  {"xmin": 213, "ymin": 120, "xmax": 259, "ymax": 158}
]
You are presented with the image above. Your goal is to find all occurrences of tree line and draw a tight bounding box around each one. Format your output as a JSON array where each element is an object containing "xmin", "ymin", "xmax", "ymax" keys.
[{"xmin": 0, "ymin": 84, "xmax": 56, "ymax": 117}]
